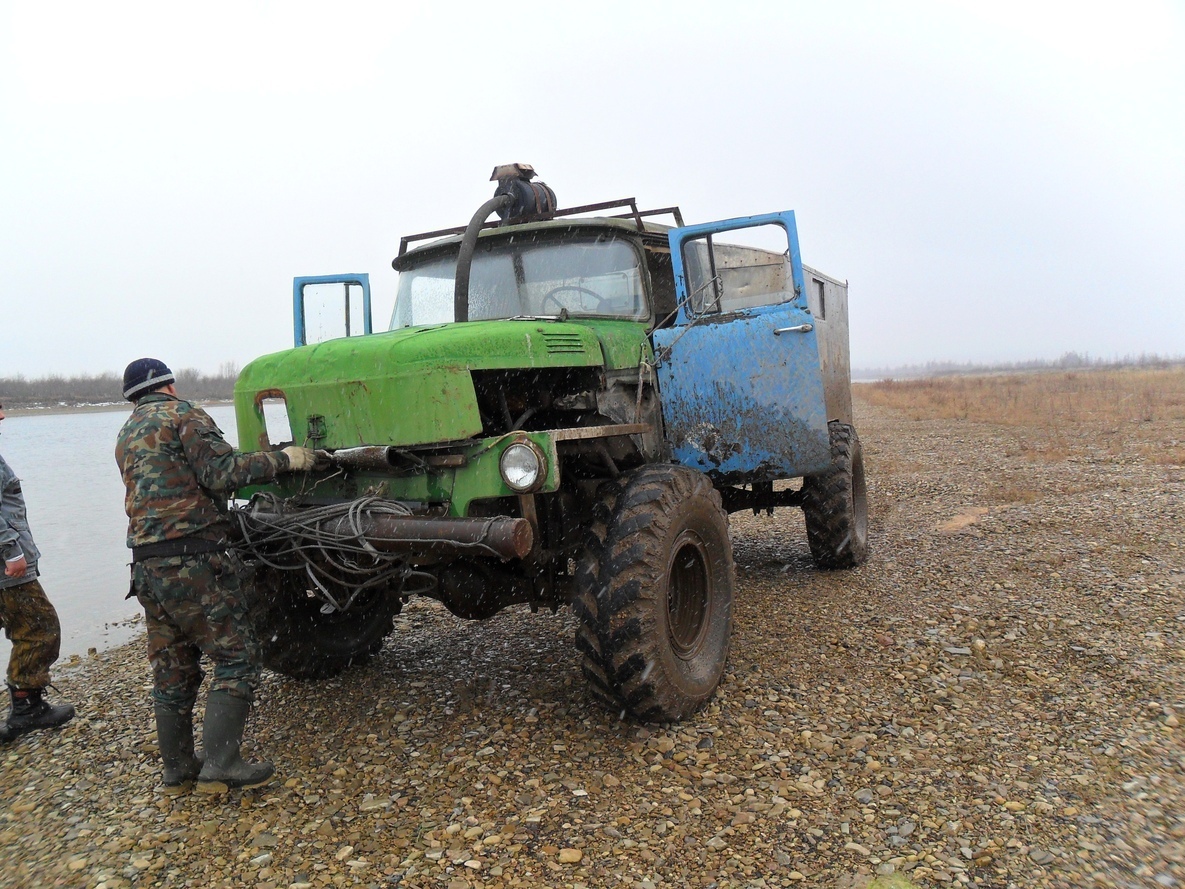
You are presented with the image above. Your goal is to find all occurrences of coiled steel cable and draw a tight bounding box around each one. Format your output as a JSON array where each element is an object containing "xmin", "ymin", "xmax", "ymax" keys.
[{"xmin": 229, "ymin": 493, "xmax": 430, "ymax": 613}]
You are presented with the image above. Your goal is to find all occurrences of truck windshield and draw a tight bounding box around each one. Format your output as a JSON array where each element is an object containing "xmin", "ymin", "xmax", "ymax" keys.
[{"xmin": 390, "ymin": 233, "xmax": 648, "ymax": 328}]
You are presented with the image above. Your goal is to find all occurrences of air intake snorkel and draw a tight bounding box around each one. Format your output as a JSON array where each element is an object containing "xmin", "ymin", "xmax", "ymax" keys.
[{"xmin": 453, "ymin": 164, "xmax": 556, "ymax": 322}]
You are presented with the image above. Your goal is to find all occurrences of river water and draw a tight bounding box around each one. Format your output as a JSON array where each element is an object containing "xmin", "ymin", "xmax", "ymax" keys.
[{"xmin": 0, "ymin": 403, "xmax": 241, "ymax": 676}]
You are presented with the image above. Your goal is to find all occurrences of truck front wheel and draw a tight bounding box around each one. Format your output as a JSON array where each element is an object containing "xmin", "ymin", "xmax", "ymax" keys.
[
  {"xmin": 575, "ymin": 465, "xmax": 734, "ymax": 722},
  {"xmin": 249, "ymin": 569, "xmax": 397, "ymax": 680},
  {"xmin": 802, "ymin": 421, "xmax": 870, "ymax": 569}
]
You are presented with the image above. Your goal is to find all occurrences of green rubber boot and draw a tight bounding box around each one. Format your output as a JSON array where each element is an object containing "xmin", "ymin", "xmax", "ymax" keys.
[
  {"xmin": 195, "ymin": 692, "xmax": 274, "ymax": 793},
  {"xmin": 154, "ymin": 703, "xmax": 202, "ymax": 795}
]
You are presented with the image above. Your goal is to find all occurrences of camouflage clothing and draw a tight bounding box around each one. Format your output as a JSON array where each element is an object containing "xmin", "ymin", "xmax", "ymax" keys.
[
  {"xmin": 117, "ymin": 392, "xmax": 288, "ymax": 708},
  {"xmin": 0, "ymin": 578, "xmax": 61, "ymax": 689},
  {"xmin": 134, "ymin": 553, "xmax": 259, "ymax": 706},
  {"xmin": 0, "ymin": 451, "xmax": 62, "ymax": 689},
  {"xmin": 115, "ymin": 393, "xmax": 289, "ymax": 548},
  {"xmin": 0, "ymin": 452, "xmax": 41, "ymax": 590}
]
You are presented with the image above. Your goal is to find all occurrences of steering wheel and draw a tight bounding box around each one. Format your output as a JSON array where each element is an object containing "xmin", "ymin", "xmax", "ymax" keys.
[{"xmin": 541, "ymin": 285, "xmax": 610, "ymax": 315}]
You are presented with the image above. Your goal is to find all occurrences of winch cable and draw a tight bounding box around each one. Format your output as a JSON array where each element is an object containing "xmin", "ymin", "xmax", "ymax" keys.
[{"xmin": 229, "ymin": 493, "xmax": 433, "ymax": 612}]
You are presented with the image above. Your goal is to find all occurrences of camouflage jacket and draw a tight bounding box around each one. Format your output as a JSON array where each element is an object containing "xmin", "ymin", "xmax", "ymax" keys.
[
  {"xmin": 0, "ymin": 451, "xmax": 41, "ymax": 589},
  {"xmin": 115, "ymin": 393, "xmax": 289, "ymax": 548}
]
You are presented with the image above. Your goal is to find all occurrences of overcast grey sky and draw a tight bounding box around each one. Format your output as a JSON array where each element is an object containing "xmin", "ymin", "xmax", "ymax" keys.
[{"xmin": 1, "ymin": 0, "xmax": 1182, "ymax": 377}]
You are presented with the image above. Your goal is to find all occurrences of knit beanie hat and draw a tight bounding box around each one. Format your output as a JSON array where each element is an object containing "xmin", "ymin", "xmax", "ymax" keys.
[{"xmin": 122, "ymin": 358, "xmax": 175, "ymax": 401}]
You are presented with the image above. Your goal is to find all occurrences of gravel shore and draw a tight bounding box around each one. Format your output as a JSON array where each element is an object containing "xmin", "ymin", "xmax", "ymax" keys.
[{"xmin": 2, "ymin": 396, "xmax": 1182, "ymax": 889}]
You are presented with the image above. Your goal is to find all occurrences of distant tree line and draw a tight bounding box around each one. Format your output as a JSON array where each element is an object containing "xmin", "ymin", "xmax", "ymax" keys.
[
  {"xmin": 0, "ymin": 362, "xmax": 239, "ymax": 408},
  {"xmin": 854, "ymin": 352, "xmax": 1185, "ymax": 381}
]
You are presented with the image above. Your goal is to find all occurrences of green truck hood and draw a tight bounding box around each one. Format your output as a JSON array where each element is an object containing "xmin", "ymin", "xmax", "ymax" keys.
[{"xmin": 235, "ymin": 319, "xmax": 650, "ymax": 449}]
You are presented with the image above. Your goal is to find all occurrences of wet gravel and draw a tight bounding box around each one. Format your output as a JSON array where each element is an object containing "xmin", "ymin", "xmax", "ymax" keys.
[{"xmin": 1, "ymin": 397, "xmax": 1182, "ymax": 889}]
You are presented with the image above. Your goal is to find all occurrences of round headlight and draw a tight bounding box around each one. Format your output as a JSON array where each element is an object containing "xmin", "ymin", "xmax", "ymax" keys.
[{"xmin": 500, "ymin": 441, "xmax": 543, "ymax": 492}]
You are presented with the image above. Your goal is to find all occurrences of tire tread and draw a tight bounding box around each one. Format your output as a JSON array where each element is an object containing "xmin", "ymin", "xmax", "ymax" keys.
[
  {"xmin": 803, "ymin": 421, "xmax": 870, "ymax": 569},
  {"xmin": 576, "ymin": 465, "xmax": 734, "ymax": 722}
]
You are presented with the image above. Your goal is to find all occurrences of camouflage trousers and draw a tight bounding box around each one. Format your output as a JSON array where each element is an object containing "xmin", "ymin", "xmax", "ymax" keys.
[
  {"xmin": 0, "ymin": 578, "xmax": 61, "ymax": 689},
  {"xmin": 132, "ymin": 551, "xmax": 261, "ymax": 711}
]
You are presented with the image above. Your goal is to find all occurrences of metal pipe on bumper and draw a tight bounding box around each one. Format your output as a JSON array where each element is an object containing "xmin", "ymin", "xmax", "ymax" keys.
[{"xmin": 248, "ymin": 512, "xmax": 534, "ymax": 560}]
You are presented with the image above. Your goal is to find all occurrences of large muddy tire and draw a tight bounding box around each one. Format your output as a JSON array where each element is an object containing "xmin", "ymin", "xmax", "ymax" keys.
[
  {"xmin": 574, "ymin": 465, "xmax": 734, "ymax": 723},
  {"xmin": 803, "ymin": 421, "xmax": 870, "ymax": 569},
  {"xmin": 250, "ymin": 569, "xmax": 396, "ymax": 680}
]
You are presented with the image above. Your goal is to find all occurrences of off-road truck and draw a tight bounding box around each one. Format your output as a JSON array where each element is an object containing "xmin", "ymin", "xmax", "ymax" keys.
[{"xmin": 232, "ymin": 165, "xmax": 868, "ymax": 722}]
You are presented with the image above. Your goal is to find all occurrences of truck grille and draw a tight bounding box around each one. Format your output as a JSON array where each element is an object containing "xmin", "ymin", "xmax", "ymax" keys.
[{"xmin": 541, "ymin": 332, "xmax": 587, "ymax": 355}]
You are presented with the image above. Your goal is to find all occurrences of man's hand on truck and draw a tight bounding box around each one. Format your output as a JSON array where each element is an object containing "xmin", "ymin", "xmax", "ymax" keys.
[{"xmin": 280, "ymin": 446, "xmax": 326, "ymax": 472}]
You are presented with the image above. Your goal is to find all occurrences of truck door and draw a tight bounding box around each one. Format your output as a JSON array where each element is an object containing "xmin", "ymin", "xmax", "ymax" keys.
[
  {"xmin": 652, "ymin": 212, "xmax": 831, "ymax": 482},
  {"xmin": 293, "ymin": 274, "xmax": 373, "ymax": 347}
]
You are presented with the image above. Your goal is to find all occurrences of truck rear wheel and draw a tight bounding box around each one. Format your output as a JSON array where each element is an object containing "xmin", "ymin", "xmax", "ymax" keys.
[
  {"xmin": 803, "ymin": 421, "xmax": 869, "ymax": 569},
  {"xmin": 250, "ymin": 569, "xmax": 396, "ymax": 679},
  {"xmin": 574, "ymin": 465, "xmax": 734, "ymax": 722}
]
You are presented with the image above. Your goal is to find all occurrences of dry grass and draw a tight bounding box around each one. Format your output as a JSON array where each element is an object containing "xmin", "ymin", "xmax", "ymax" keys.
[
  {"xmin": 855, "ymin": 367, "xmax": 1185, "ymax": 465},
  {"xmin": 868, "ymin": 877, "xmax": 921, "ymax": 889},
  {"xmin": 855, "ymin": 367, "xmax": 1185, "ymax": 426},
  {"xmin": 989, "ymin": 483, "xmax": 1041, "ymax": 504},
  {"xmin": 1140, "ymin": 441, "xmax": 1185, "ymax": 465}
]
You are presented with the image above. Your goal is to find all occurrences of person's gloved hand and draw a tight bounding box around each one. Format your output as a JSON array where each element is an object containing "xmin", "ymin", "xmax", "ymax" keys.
[{"xmin": 281, "ymin": 446, "xmax": 319, "ymax": 472}]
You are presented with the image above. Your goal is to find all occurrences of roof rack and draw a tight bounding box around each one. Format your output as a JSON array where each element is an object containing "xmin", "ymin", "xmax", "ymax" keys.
[{"xmin": 397, "ymin": 198, "xmax": 685, "ymax": 256}]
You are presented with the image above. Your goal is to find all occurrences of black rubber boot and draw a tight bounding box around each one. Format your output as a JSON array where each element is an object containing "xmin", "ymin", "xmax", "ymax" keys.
[
  {"xmin": 1, "ymin": 684, "xmax": 74, "ymax": 743},
  {"xmin": 154, "ymin": 703, "xmax": 202, "ymax": 795},
  {"xmin": 195, "ymin": 692, "xmax": 274, "ymax": 793}
]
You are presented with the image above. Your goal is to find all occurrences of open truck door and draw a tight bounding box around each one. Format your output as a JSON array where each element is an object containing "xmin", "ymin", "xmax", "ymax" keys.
[
  {"xmin": 652, "ymin": 212, "xmax": 831, "ymax": 482},
  {"xmin": 293, "ymin": 274, "xmax": 373, "ymax": 347}
]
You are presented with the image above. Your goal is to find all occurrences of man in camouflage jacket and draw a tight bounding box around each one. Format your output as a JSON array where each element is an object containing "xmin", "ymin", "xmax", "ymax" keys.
[
  {"xmin": 0, "ymin": 402, "xmax": 75, "ymax": 743},
  {"xmin": 115, "ymin": 358, "xmax": 321, "ymax": 794}
]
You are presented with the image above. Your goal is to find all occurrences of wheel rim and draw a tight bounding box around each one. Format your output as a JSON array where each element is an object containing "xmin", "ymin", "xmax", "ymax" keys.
[{"xmin": 667, "ymin": 532, "xmax": 712, "ymax": 658}]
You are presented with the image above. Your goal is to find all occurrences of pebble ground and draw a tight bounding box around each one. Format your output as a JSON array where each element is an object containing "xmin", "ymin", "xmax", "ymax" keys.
[{"xmin": 1, "ymin": 396, "xmax": 1182, "ymax": 889}]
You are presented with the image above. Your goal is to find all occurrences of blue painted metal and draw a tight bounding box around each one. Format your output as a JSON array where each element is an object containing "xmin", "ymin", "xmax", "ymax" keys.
[
  {"xmin": 653, "ymin": 212, "xmax": 832, "ymax": 482},
  {"xmin": 293, "ymin": 274, "xmax": 373, "ymax": 347}
]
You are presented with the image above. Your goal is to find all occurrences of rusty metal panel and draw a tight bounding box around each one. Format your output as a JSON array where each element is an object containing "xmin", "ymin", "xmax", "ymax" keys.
[
  {"xmin": 804, "ymin": 265, "xmax": 853, "ymax": 426},
  {"xmin": 549, "ymin": 422, "xmax": 651, "ymax": 442}
]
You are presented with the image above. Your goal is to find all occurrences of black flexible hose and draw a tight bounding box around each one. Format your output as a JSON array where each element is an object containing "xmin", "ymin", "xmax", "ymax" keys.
[{"xmin": 454, "ymin": 194, "xmax": 513, "ymax": 322}]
